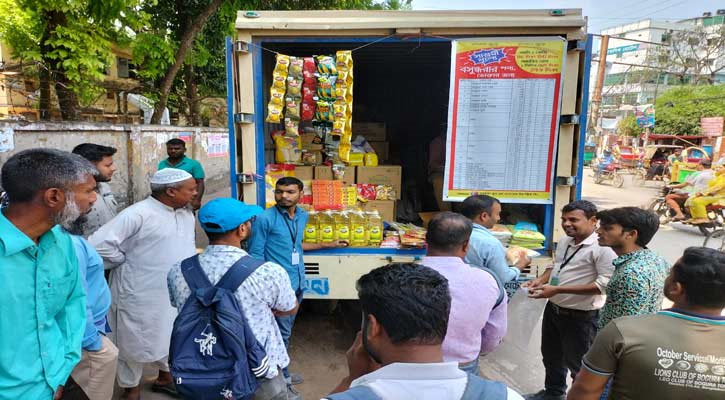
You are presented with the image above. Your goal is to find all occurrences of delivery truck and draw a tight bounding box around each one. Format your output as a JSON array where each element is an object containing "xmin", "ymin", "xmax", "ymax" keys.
[{"xmin": 225, "ymin": 9, "xmax": 593, "ymax": 299}]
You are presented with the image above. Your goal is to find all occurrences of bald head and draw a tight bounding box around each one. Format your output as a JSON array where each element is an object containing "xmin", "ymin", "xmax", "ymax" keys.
[{"xmin": 426, "ymin": 212, "xmax": 473, "ymax": 256}]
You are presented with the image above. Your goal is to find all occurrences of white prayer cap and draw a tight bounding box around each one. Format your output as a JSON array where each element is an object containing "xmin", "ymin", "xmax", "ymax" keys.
[{"xmin": 150, "ymin": 168, "xmax": 193, "ymax": 184}]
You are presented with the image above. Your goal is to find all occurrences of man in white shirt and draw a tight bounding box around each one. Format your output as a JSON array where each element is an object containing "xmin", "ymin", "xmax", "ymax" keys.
[
  {"xmin": 167, "ymin": 198, "xmax": 300, "ymax": 400},
  {"xmin": 323, "ymin": 263, "xmax": 523, "ymax": 400},
  {"xmin": 72, "ymin": 143, "xmax": 119, "ymax": 237},
  {"xmin": 90, "ymin": 168, "xmax": 197, "ymax": 400},
  {"xmin": 523, "ymin": 200, "xmax": 616, "ymax": 400},
  {"xmin": 665, "ymin": 159, "xmax": 713, "ymax": 220}
]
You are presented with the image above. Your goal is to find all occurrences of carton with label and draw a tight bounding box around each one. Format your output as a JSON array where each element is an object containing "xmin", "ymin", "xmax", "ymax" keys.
[
  {"xmin": 354, "ymin": 122, "xmax": 386, "ymax": 142},
  {"xmin": 314, "ymin": 166, "xmax": 356, "ymax": 185},
  {"xmin": 356, "ymin": 166, "xmax": 402, "ymax": 199},
  {"xmin": 360, "ymin": 200, "xmax": 396, "ymax": 222}
]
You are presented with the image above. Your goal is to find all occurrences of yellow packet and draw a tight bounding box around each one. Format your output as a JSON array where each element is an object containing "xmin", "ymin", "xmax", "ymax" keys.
[
  {"xmin": 266, "ymin": 103, "xmax": 283, "ymax": 123},
  {"xmin": 274, "ymin": 54, "xmax": 290, "ymax": 75},
  {"xmin": 269, "ymin": 87, "xmax": 285, "ymax": 106}
]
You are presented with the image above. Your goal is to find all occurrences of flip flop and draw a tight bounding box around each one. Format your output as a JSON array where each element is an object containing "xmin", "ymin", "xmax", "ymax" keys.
[{"xmin": 151, "ymin": 382, "xmax": 179, "ymax": 398}]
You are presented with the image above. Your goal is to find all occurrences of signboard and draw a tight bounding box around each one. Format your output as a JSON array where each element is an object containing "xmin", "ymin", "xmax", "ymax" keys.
[
  {"xmin": 206, "ymin": 133, "xmax": 229, "ymax": 157},
  {"xmin": 606, "ymin": 43, "xmax": 640, "ymax": 56},
  {"xmin": 701, "ymin": 117, "xmax": 724, "ymax": 137},
  {"xmin": 635, "ymin": 104, "xmax": 655, "ymax": 127},
  {"xmin": 444, "ymin": 37, "xmax": 565, "ymax": 204}
]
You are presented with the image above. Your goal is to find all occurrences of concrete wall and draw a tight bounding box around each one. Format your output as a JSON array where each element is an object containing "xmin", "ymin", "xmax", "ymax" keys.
[{"xmin": 0, "ymin": 122, "xmax": 230, "ymax": 208}]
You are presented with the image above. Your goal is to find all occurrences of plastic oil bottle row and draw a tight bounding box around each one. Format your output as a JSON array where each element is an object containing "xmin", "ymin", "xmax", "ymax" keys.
[{"xmin": 304, "ymin": 210, "xmax": 383, "ymax": 247}]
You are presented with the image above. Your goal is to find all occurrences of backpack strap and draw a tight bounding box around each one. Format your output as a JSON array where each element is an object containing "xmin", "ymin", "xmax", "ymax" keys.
[
  {"xmin": 460, "ymin": 373, "xmax": 508, "ymax": 400},
  {"xmin": 180, "ymin": 255, "xmax": 213, "ymax": 291},
  {"xmin": 216, "ymin": 255, "xmax": 266, "ymax": 291},
  {"xmin": 478, "ymin": 265, "xmax": 506, "ymax": 309},
  {"xmin": 325, "ymin": 386, "xmax": 381, "ymax": 400}
]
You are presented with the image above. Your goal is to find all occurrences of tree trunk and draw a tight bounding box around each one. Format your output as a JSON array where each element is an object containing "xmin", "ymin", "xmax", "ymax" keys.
[
  {"xmin": 150, "ymin": 0, "xmax": 224, "ymax": 124},
  {"xmin": 38, "ymin": 64, "xmax": 52, "ymax": 120},
  {"xmin": 40, "ymin": 10, "xmax": 80, "ymax": 120},
  {"xmin": 185, "ymin": 64, "xmax": 201, "ymax": 126}
]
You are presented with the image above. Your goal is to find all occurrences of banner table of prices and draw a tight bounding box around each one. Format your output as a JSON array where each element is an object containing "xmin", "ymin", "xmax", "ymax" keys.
[{"xmin": 444, "ymin": 37, "xmax": 566, "ymax": 204}]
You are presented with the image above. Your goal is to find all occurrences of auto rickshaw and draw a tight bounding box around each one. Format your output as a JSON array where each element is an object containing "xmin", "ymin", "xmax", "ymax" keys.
[
  {"xmin": 635, "ymin": 144, "xmax": 682, "ymax": 185},
  {"xmin": 670, "ymin": 146, "xmax": 710, "ymax": 183}
]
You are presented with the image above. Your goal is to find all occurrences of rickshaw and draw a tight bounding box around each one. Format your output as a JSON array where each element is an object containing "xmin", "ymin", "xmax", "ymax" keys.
[
  {"xmin": 634, "ymin": 144, "xmax": 682, "ymax": 186},
  {"xmin": 669, "ymin": 146, "xmax": 710, "ymax": 183}
]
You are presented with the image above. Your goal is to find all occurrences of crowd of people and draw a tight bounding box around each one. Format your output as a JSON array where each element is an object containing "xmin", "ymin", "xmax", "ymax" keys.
[{"xmin": 0, "ymin": 145, "xmax": 723, "ymax": 400}]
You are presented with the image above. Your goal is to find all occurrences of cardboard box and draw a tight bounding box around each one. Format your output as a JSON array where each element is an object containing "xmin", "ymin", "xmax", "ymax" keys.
[
  {"xmin": 294, "ymin": 165, "xmax": 314, "ymax": 181},
  {"xmin": 356, "ymin": 166, "xmax": 402, "ymax": 199},
  {"xmin": 354, "ymin": 122, "xmax": 386, "ymax": 141},
  {"xmin": 369, "ymin": 141, "xmax": 389, "ymax": 161},
  {"xmin": 314, "ymin": 166, "xmax": 356, "ymax": 185},
  {"xmin": 361, "ymin": 200, "xmax": 396, "ymax": 222}
]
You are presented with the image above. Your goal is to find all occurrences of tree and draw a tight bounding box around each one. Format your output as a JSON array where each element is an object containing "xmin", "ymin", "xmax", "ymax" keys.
[
  {"xmin": 654, "ymin": 84, "xmax": 725, "ymax": 135},
  {"xmin": 0, "ymin": 0, "xmax": 142, "ymax": 120},
  {"xmin": 656, "ymin": 23, "xmax": 725, "ymax": 85},
  {"xmin": 137, "ymin": 0, "xmax": 411, "ymax": 125},
  {"xmin": 617, "ymin": 115, "xmax": 643, "ymax": 137}
]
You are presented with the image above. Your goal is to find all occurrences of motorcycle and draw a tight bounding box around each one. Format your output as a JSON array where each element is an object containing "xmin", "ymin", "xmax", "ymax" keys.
[
  {"xmin": 593, "ymin": 162, "xmax": 624, "ymax": 188},
  {"xmin": 647, "ymin": 185, "xmax": 724, "ymax": 236}
]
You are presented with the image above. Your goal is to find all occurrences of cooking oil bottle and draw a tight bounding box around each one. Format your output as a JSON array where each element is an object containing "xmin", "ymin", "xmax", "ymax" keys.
[
  {"xmin": 350, "ymin": 211, "xmax": 368, "ymax": 247},
  {"xmin": 318, "ymin": 211, "xmax": 336, "ymax": 243},
  {"xmin": 334, "ymin": 211, "xmax": 351, "ymax": 243},
  {"xmin": 367, "ymin": 211, "xmax": 383, "ymax": 247},
  {"xmin": 304, "ymin": 211, "xmax": 319, "ymax": 243}
]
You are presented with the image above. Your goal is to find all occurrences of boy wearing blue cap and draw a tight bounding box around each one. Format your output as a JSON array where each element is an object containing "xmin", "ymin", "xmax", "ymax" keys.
[{"xmin": 167, "ymin": 198, "xmax": 300, "ymax": 400}]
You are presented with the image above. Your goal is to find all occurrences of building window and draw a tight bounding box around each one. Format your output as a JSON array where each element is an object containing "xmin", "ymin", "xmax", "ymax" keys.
[{"xmin": 107, "ymin": 90, "xmax": 115, "ymax": 100}]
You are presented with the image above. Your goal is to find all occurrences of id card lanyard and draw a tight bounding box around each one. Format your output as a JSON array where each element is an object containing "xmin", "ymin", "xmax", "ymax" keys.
[
  {"xmin": 276, "ymin": 207, "xmax": 300, "ymax": 265},
  {"xmin": 550, "ymin": 245, "xmax": 583, "ymax": 286}
]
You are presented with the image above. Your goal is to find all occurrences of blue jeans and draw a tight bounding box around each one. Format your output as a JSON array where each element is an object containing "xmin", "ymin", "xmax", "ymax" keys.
[
  {"xmin": 275, "ymin": 289, "xmax": 303, "ymax": 379},
  {"xmin": 600, "ymin": 378, "xmax": 612, "ymax": 400}
]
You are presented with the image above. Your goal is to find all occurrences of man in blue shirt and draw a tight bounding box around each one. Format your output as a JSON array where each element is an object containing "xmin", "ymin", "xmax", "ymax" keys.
[
  {"xmin": 158, "ymin": 138, "xmax": 205, "ymax": 209},
  {"xmin": 0, "ymin": 149, "xmax": 97, "ymax": 400},
  {"xmin": 249, "ymin": 177, "xmax": 344, "ymax": 391},
  {"xmin": 66, "ymin": 217, "xmax": 118, "ymax": 400},
  {"xmin": 462, "ymin": 195, "xmax": 530, "ymax": 286}
]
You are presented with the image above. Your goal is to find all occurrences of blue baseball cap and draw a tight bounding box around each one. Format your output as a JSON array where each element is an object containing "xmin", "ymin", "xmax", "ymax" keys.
[{"xmin": 198, "ymin": 198, "xmax": 263, "ymax": 233}]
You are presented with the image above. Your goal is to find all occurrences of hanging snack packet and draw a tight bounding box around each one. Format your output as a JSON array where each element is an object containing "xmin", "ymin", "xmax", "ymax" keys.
[
  {"xmin": 273, "ymin": 135, "xmax": 301, "ymax": 163},
  {"xmin": 333, "ymin": 102, "xmax": 347, "ymax": 120},
  {"xmin": 332, "ymin": 118, "xmax": 346, "ymax": 136},
  {"xmin": 303, "ymin": 57, "xmax": 316, "ymax": 85},
  {"xmin": 336, "ymin": 50, "xmax": 352, "ymax": 69},
  {"xmin": 266, "ymin": 103, "xmax": 283, "ymax": 123},
  {"xmin": 274, "ymin": 54, "xmax": 290, "ymax": 74},
  {"xmin": 269, "ymin": 87, "xmax": 285, "ymax": 106},
  {"xmin": 316, "ymin": 75, "xmax": 336, "ymax": 100},
  {"xmin": 289, "ymin": 56, "xmax": 303, "ymax": 78},
  {"xmin": 284, "ymin": 118, "xmax": 299, "ymax": 136},
  {"xmin": 301, "ymin": 101, "xmax": 315, "ymax": 121},
  {"xmin": 316, "ymin": 55, "xmax": 337, "ymax": 75},
  {"xmin": 272, "ymin": 74, "xmax": 287, "ymax": 90},
  {"xmin": 285, "ymin": 97, "xmax": 301, "ymax": 120},
  {"xmin": 334, "ymin": 84, "xmax": 348, "ymax": 102},
  {"xmin": 287, "ymin": 77, "xmax": 302, "ymax": 97},
  {"xmin": 315, "ymin": 100, "xmax": 333, "ymax": 122}
]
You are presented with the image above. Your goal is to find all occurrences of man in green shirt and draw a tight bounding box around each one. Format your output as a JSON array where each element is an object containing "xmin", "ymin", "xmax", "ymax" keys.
[
  {"xmin": 568, "ymin": 246, "xmax": 725, "ymax": 400},
  {"xmin": 158, "ymin": 138, "xmax": 205, "ymax": 209},
  {"xmin": 0, "ymin": 148, "xmax": 98, "ymax": 399}
]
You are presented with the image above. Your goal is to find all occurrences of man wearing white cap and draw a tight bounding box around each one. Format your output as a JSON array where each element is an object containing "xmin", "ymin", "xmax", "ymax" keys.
[{"xmin": 90, "ymin": 168, "xmax": 197, "ymax": 400}]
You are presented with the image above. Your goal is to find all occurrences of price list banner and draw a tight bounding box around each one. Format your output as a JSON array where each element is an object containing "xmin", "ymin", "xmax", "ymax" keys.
[{"xmin": 444, "ymin": 37, "xmax": 566, "ymax": 204}]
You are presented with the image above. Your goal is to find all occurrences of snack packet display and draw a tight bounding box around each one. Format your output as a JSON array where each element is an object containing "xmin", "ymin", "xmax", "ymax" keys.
[
  {"xmin": 303, "ymin": 57, "xmax": 316, "ymax": 85},
  {"xmin": 285, "ymin": 98, "xmax": 300, "ymax": 120},
  {"xmin": 266, "ymin": 103, "xmax": 283, "ymax": 123},
  {"xmin": 315, "ymin": 100, "xmax": 333, "ymax": 122},
  {"xmin": 316, "ymin": 55, "xmax": 337, "ymax": 75},
  {"xmin": 286, "ymin": 77, "xmax": 302, "ymax": 97},
  {"xmin": 316, "ymin": 75, "xmax": 336, "ymax": 100},
  {"xmin": 273, "ymin": 135, "xmax": 301, "ymax": 163},
  {"xmin": 301, "ymin": 101, "xmax": 315, "ymax": 121},
  {"xmin": 288, "ymin": 56, "xmax": 303, "ymax": 78},
  {"xmin": 284, "ymin": 118, "xmax": 299, "ymax": 136}
]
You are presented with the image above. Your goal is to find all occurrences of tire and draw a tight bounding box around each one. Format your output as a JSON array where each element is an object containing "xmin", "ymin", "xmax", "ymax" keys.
[
  {"xmin": 613, "ymin": 173, "xmax": 624, "ymax": 188},
  {"xmin": 703, "ymin": 229, "xmax": 725, "ymax": 251},
  {"xmin": 699, "ymin": 224, "xmax": 717, "ymax": 237},
  {"xmin": 633, "ymin": 171, "xmax": 645, "ymax": 186},
  {"xmin": 648, "ymin": 199, "xmax": 671, "ymax": 224}
]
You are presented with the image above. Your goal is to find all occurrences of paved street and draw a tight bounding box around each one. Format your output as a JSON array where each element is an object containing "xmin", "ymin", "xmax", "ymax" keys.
[{"xmin": 127, "ymin": 170, "xmax": 706, "ymax": 399}]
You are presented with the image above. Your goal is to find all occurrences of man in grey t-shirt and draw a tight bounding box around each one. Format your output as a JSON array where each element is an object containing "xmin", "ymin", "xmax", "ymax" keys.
[{"xmin": 72, "ymin": 143, "xmax": 119, "ymax": 236}]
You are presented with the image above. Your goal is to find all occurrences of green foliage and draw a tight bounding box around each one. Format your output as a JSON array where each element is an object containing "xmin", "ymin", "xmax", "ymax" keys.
[
  {"xmin": 0, "ymin": 0, "xmax": 143, "ymax": 111},
  {"xmin": 654, "ymin": 85, "xmax": 725, "ymax": 135},
  {"xmin": 617, "ymin": 115, "xmax": 643, "ymax": 137}
]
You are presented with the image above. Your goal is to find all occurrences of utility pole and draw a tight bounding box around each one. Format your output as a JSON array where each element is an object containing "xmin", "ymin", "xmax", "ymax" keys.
[{"xmin": 589, "ymin": 35, "xmax": 609, "ymax": 139}]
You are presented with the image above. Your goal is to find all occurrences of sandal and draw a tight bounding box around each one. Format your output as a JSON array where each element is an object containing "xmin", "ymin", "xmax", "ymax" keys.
[{"xmin": 151, "ymin": 381, "xmax": 179, "ymax": 398}]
